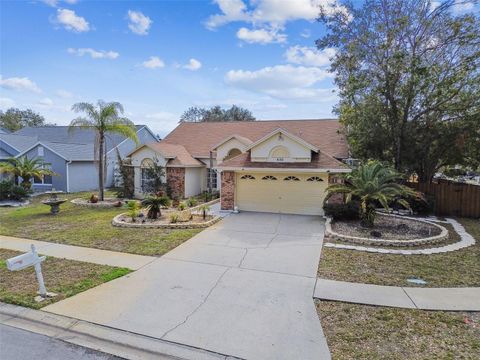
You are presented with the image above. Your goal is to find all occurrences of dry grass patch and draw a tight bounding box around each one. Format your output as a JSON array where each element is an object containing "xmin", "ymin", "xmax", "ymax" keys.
[
  {"xmin": 0, "ymin": 249, "xmax": 130, "ymax": 309},
  {"xmin": 317, "ymin": 300, "xmax": 480, "ymax": 360}
]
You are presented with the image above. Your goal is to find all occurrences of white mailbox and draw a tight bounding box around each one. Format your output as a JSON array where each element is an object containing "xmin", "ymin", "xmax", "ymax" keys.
[
  {"xmin": 6, "ymin": 251, "xmax": 45, "ymax": 271},
  {"xmin": 6, "ymin": 245, "xmax": 51, "ymax": 300}
]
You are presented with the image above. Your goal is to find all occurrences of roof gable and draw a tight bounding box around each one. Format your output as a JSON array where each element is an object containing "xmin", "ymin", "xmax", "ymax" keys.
[
  {"xmin": 211, "ymin": 134, "xmax": 253, "ymax": 150},
  {"xmin": 245, "ymin": 128, "xmax": 318, "ymax": 153},
  {"xmin": 162, "ymin": 119, "xmax": 348, "ymax": 159}
]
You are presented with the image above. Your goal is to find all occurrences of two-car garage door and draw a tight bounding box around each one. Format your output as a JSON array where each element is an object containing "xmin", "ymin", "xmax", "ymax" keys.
[{"xmin": 235, "ymin": 172, "xmax": 328, "ymax": 215}]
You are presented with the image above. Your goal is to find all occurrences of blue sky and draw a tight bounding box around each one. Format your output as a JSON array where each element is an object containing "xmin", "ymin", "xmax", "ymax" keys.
[{"xmin": 0, "ymin": 0, "xmax": 478, "ymax": 137}]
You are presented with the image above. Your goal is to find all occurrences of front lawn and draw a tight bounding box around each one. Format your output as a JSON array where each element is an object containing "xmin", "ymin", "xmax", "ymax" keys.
[
  {"xmin": 0, "ymin": 249, "xmax": 130, "ymax": 309},
  {"xmin": 318, "ymin": 218, "xmax": 480, "ymax": 287},
  {"xmin": 317, "ymin": 300, "xmax": 480, "ymax": 359},
  {"xmin": 0, "ymin": 191, "xmax": 202, "ymax": 256}
]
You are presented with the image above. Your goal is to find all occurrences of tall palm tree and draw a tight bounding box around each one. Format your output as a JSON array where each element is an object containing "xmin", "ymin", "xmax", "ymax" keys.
[
  {"xmin": 69, "ymin": 101, "xmax": 138, "ymax": 201},
  {"xmin": 0, "ymin": 157, "xmax": 56, "ymax": 190},
  {"xmin": 324, "ymin": 161, "xmax": 417, "ymax": 227}
]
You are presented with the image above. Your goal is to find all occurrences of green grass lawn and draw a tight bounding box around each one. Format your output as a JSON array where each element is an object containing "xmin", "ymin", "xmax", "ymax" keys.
[
  {"xmin": 318, "ymin": 218, "xmax": 480, "ymax": 287},
  {"xmin": 0, "ymin": 249, "xmax": 131, "ymax": 309},
  {"xmin": 317, "ymin": 300, "xmax": 480, "ymax": 360},
  {"xmin": 0, "ymin": 191, "xmax": 202, "ymax": 256}
]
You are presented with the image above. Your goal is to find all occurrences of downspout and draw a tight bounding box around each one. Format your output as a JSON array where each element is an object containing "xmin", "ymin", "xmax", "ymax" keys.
[
  {"xmin": 66, "ymin": 160, "xmax": 72, "ymax": 193},
  {"xmin": 209, "ymin": 151, "xmax": 213, "ymax": 193}
]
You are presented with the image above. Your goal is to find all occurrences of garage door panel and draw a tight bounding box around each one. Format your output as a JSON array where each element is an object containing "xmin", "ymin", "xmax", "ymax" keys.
[{"xmin": 236, "ymin": 173, "xmax": 327, "ymax": 215}]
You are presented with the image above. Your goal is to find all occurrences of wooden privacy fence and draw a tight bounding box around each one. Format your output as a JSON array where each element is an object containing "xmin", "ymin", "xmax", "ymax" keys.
[{"xmin": 408, "ymin": 181, "xmax": 480, "ymax": 218}]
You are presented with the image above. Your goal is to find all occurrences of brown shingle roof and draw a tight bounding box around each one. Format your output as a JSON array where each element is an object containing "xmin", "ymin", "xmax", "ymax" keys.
[
  {"xmin": 146, "ymin": 142, "xmax": 203, "ymax": 167},
  {"xmin": 218, "ymin": 151, "xmax": 349, "ymax": 170},
  {"xmin": 162, "ymin": 119, "xmax": 348, "ymax": 159}
]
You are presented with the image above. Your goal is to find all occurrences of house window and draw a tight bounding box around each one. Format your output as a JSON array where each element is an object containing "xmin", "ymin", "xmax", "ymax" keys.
[
  {"xmin": 207, "ymin": 168, "xmax": 217, "ymax": 189},
  {"xmin": 240, "ymin": 174, "xmax": 256, "ymax": 180},
  {"xmin": 32, "ymin": 164, "xmax": 52, "ymax": 185},
  {"xmin": 284, "ymin": 176, "xmax": 300, "ymax": 181},
  {"xmin": 261, "ymin": 175, "xmax": 277, "ymax": 180},
  {"xmin": 224, "ymin": 148, "xmax": 242, "ymax": 161},
  {"xmin": 141, "ymin": 158, "xmax": 155, "ymax": 192},
  {"xmin": 306, "ymin": 176, "xmax": 324, "ymax": 182},
  {"xmin": 269, "ymin": 146, "xmax": 290, "ymax": 162}
]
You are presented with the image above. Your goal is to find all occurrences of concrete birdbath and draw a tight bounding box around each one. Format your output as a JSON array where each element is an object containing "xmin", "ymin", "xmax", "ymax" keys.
[{"xmin": 42, "ymin": 190, "xmax": 67, "ymax": 215}]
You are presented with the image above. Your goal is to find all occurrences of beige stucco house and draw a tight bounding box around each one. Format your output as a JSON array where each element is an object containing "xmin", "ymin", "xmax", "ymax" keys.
[{"xmin": 127, "ymin": 119, "xmax": 350, "ymax": 215}]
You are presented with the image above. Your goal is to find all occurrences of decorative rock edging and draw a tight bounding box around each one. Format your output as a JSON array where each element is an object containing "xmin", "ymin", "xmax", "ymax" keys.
[
  {"xmin": 112, "ymin": 213, "xmax": 222, "ymax": 229},
  {"xmin": 325, "ymin": 214, "xmax": 448, "ymax": 247},
  {"xmin": 324, "ymin": 218, "xmax": 475, "ymax": 255},
  {"xmin": 71, "ymin": 198, "xmax": 125, "ymax": 208}
]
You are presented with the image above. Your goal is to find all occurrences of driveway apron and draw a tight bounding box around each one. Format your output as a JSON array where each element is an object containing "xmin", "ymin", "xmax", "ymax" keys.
[{"xmin": 43, "ymin": 212, "xmax": 330, "ymax": 360}]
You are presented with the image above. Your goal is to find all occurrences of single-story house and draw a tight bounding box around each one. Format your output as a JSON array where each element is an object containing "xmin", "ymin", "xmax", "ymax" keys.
[
  {"xmin": 128, "ymin": 119, "xmax": 350, "ymax": 215},
  {"xmin": 0, "ymin": 125, "xmax": 158, "ymax": 192}
]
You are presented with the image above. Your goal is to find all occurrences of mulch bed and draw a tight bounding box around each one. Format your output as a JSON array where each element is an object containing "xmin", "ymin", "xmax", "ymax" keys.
[{"xmin": 331, "ymin": 214, "xmax": 441, "ymax": 241}]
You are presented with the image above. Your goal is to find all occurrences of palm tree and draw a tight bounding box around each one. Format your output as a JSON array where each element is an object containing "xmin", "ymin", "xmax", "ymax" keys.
[
  {"xmin": 69, "ymin": 101, "xmax": 138, "ymax": 201},
  {"xmin": 0, "ymin": 157, "xmax": 56, "ymax": 190},
  {"xmin": 324, "ymin": 161, "xmax": 417, "ymax": 227},
  {"xmin": 142, "ymin": 195, "xmax": 171, "ymax": 219}
]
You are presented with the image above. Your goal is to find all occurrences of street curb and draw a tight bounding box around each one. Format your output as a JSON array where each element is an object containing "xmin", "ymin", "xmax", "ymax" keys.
[{"xmin": 0, "ymin": 302, "xmax": 243, "ymax": 360}]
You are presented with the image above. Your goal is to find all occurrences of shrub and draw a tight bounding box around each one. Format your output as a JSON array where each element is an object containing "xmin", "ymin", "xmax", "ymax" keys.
[
  {"xmin": 126, "ymin": 200, "xmax": 141, "ymax": 222},
  {"xmin": 0, "ymin": 180, "xmax": 29, "ymax": 201},
  {"xmin": 141, "ymin": 195, "xmax": 171, "ymax": 219},
  {"xmin": 169, "ymin": 213, "xmax": 179, "ymax": 223},
  {"xmin": 406, "ymin": 191, "xmax": 434, "ymax": 215},
  {"xmin": 198, "ymin": 204, "xmax": 210, "ymax": 220},
  {"xmin": 323, "ymin": 201, "xmax": 360, "ymax": 221},
  {"xmin": 186, "ymin": 197, "xmax": 198, "ymax": 207},
  {"xmin": 177, "ymin": 202, "xmax": 187, "ymax": 211}
]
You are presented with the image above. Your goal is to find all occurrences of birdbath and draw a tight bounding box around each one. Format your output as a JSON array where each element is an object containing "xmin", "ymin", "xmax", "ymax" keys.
[{"xmin": 42, "ymin": 190, "xmax": 67, "ymax": 215}]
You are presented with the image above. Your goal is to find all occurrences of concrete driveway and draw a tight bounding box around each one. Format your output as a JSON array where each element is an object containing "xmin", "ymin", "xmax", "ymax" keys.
[{"xmin": 44, "ymin": 212, "xmax": 330, "ymax": 360}]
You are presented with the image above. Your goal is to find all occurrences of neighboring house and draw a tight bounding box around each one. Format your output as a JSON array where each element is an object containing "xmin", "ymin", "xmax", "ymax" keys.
[
  {"xmin": 0, "ymin": 127, "xmax": 11, "ymax": 134},
  {"xmin": 0, "ymin": 125, "xmax": 158, "ymax": 192},
  {"xmin": 128, "ymin": 119, "xmax": 350, "ymax": 215}
]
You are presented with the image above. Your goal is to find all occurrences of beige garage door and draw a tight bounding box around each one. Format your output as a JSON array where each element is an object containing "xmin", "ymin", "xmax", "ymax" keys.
[{"xmin": 235, "ymin": 172, "xmax": 328, "ymax": 215}]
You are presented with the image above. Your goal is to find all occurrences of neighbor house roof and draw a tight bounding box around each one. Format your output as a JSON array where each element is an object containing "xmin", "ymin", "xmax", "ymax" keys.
[
  {"xmin": 0, "ymin": 127, "xmax": 11, "ymax": 134},
  {"xmin": 0, "ymin": 134, "xmax": 39, "ymax": 153},
  {"xmin": 15, "ymin": 125, "xmax": 150, "ymax": 152},
  {"xmin": 217, "ymin": 151, "xmax": 349, "ymax": 171},
  {"xmin": 14, "ymin": 141, "xmax": 95, "ymax": 161},
  {"xmin": 163, "ymin": 119, "xmax": 349, "ymax": 159},
  {"xmin": 138, "ymin": 142, "xmax": 204, "ymax": 167}
]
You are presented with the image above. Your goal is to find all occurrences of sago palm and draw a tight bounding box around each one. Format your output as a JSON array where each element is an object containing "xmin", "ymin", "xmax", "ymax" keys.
[
  {"xmin": 69, "ymin": 100, "xmax": 138, "ymax": 201},
  {"xmin": 0, "ymin": 156, "xmax": 56, "ymax": 190},
  {"xmin": 324, "ymin": 161, "xmax": 416, "ymax": 227},
  {"xmin": 142, "ymin": 195, "xmax": 171, "ymax": 219}
]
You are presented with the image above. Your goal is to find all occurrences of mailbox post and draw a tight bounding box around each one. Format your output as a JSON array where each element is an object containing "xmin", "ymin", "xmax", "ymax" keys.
[{"xmin": 6, "ymin": 245, "xmax": 55, "ymax": 301}]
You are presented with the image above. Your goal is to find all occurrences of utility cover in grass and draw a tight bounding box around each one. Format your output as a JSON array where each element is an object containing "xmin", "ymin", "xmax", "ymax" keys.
[{"xmin": 407, "ymin": 278, "xmax": 427, "ymax": 285}]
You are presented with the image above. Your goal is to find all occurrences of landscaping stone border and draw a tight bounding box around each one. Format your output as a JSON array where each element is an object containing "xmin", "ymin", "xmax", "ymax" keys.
[
  {"xmin": 325, "ymin": 213, "xmax": 448, "ymax": 247},
  {"xmin": 324, "ymin": 218, "xmax": 475, "ymax": 255},
  {"xmin": 71, "ymin": 198, "xmax": 125, "ymax": 208},
  {"xmin": 111, "ymin": 198, "xmax": 221, "ymax": 229}
]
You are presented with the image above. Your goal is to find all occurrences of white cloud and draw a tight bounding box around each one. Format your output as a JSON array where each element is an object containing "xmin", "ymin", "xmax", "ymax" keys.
[
  {"xmin": 0, "ymin": 97, "xmax": 16, "ymax": 108},
  {"xmin": 127, "ymin": 10, "xmax": 152, "ymax": 35},
  {"xmin": 55, "ymin": 8, "xmax": 90, "ymax": 32},
  {"xmin": 237, "ymin": 27, "xmax": 287, "ymax": 44},
  {"xmin": 141, "ymin": 56, "xmax": 165, "ymax": 69},
  {"xmin": 452, "ymin": 1, "xmax": 475, "ymax": 14},
  {"xmin": 284, "ymin": 46, "xmax": 335, "ymax": 67},
  {"xmin": 67, "ymin": 48, "xmax": 119, "ymax": 59},
  {"xmin": 205, "ymin": 0, "xmax": 250, "ymax": 29},
  {"xmin": 300, "ymin": 29, "xmax": 311, "ymax": 38},
  {"xmin": 38, "ymin": 97, "xmax": 54, "ymax": 108},
  {"xmin": 56, "ymin": 89, "xmax": 73, "ymax": 98},
  {"xmin": 0, "ymin": 76, "xmax": 42, "ymax": 93},
  {"xmin": 206, "ymin": 0, "xmax": 346, "ymax": 29},
  {"xmin": 41, "ymin": 0, "xmax": 78, "ymax": 7},
  {"xmin": 183, "ymin": 58, "xmax": 202, "ymax": 71},
  {"xmin": 225, "ymin": 64, "xmax": 331, "ymax": 100}
]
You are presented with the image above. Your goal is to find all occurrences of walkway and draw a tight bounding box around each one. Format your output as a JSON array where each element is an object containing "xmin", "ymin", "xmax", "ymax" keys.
[
  {"xmin": 324, "ymin": 217, "xmax": 475, "ymax": 255},
  {"xmin": 314, "ymin": 279, "xmax": 480, "ymax": 311},
  {"xmin": 42, "ymin": 212, "xmax": 331, "ymax": 360},
  {"xmin": 0, "ymin": 235, "xmax": 156, "ymax": 270}
]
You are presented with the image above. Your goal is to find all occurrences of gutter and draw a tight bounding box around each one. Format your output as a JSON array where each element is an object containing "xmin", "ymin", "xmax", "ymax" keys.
[{"xmin": 66, "ymin": 160, "xmax": 72, "ymax": 193}]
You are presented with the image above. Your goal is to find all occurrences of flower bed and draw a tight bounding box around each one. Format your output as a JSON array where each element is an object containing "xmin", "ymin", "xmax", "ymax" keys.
[
  {"xmin": 71, "ymin": 197, "xmax": 125, "ymax": 208},
  {"xmin": 325, "ymin": 214, "xmax": 449, "ymax": 247},
  {"xmin": 112, "ymin": 198, "xmax": 220, "ymax": 229}
]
